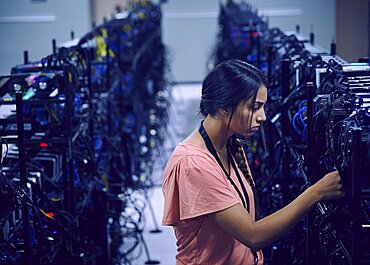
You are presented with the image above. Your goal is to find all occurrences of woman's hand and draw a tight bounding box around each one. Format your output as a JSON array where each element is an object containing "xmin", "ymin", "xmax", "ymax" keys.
[{"xmin": 311, "ymin": 171, "xmax": 344, "ymax": 201}]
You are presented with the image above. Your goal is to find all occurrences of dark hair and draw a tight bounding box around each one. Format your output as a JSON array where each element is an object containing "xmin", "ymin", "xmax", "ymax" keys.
[
  {"xmin": 200, "ymin": 59, "xmax": 267, "ymax": 118},
  {"xmin": 200, "ymin": 59, "xmax": 266, "ymax": 219},
  {"xmin": 228, "ymin": 136, "xmax": 260, "ymax": 219}
]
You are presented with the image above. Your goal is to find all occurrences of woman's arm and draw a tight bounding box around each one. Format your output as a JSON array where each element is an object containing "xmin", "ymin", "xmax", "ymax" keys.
[{"xmin": 209, "ymin": 171, "xmax": 343, "ymax": 252}]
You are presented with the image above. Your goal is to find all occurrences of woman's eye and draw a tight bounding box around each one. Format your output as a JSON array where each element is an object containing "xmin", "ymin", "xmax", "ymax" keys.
[{"xmin": 253, "ymin": 105, "xmax": 260, "ymax": 111}]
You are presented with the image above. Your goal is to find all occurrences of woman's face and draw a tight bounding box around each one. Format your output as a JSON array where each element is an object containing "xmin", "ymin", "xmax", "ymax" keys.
[{"xmin": 230, "ymin": 85, "xmax": 267, "ymax": 136}]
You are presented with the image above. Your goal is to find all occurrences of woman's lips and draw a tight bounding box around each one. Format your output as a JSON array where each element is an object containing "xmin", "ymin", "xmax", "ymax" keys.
[{"xmin": 250, "ymin": 126, "xmax": 260, "ymax": 133}]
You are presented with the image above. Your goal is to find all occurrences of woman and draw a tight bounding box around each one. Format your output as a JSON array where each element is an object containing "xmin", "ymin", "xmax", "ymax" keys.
[{"xmin": 162, "ymin": 59, "xmax": 343, "ymax": 264}]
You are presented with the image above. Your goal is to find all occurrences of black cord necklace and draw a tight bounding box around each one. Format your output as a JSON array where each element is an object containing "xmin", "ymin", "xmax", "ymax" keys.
[
  {"xmin": 199, "ymin": 121, "xmax": 259, "ymax": 265},
  {"xmin": 198, "ymin": 121, "xmax": 250, "ymax": 212}
]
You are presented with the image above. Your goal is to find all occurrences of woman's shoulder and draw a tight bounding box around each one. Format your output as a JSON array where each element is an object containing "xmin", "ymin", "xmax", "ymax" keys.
[
  {"xmin": 164, "ymin": 130, "xmax": 214, "ymax": 171},
  {"xmin": 174, "ymin": 129, "xmax": 208, "ymax": 157},
  {"xmin": 182, "ymin": 129, "xmax": 206, "ymax": 148},
  {"xmin": 171, "ymin": 142, "xmax": 208, "ymax": 161}
]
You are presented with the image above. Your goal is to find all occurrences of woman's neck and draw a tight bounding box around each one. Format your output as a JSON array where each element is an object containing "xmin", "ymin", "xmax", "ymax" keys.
[{"xmin": 202, "ymin": 115, "xmax": 231, "ymax": 153}]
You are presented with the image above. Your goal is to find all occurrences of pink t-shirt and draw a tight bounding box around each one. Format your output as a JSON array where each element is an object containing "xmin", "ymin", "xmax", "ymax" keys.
[{"xmin": 162, "ymin": 142, "xmax": 263, "ymax": 265}]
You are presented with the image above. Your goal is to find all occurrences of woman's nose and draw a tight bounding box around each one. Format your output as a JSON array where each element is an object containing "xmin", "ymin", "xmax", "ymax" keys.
[{"xmin": 257, "ymin": 109, "xmax": 266, "ymax": 123}]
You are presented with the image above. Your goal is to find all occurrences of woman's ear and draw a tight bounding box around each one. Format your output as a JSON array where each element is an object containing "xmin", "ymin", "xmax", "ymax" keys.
[
  {"xmin": 220, "ymin": 108, "xmax": 228, "ymax": 117},
  {"xmin": 217, "ymin": 107, "xmax": 231, "ymax": 118}
]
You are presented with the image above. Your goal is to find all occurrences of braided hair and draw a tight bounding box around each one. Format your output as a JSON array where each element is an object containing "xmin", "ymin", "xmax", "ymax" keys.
[{"xmin": 228, "ymin": 135, "xmax": 260, "ymax": 219}]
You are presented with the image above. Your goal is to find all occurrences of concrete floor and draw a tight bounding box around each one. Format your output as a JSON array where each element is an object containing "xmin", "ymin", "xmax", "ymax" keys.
[{"xmin": 132, "ymin": 83, "xmax": 202, "ymax": 265}]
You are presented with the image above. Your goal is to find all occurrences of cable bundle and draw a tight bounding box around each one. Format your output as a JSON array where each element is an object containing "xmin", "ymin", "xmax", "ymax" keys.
[
  {"xmin": 0, "ymin": 1, "xmax": 170, "ymax": 264},
  {"xmin": 210, "ymin": 1, "xmax": 370, "ymax": 264}
]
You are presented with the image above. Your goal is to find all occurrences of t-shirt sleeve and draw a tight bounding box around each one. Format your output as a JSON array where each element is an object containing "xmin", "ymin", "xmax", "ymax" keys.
[{"xmin": 162, "ymin": 153, "xmax": 240, "ymax": 225}]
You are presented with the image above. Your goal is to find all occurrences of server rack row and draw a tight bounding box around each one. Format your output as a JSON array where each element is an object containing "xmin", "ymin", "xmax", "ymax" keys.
[
  {"xmin": 210, "ymin": 1, "xmax": 370, "ymax": 264},
  {"xmin": 0, "ymin": 1, "xmax": 170, "ymax": 265}
]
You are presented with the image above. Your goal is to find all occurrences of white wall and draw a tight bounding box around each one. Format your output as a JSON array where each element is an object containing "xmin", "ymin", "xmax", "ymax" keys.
[
  {"xmin": 0, "ymin": 0, "xmax": 91, "ymax": 75},
  {"xmin": 162, "ymin": 0, "xmax": 336, "ymax": 82},
  {"xmin": 91, "ymin": 0, "xmax": 129, "ymax": 25},
  {"xmin": 162, "ymin": 0, "xmax": 218, "ymax": 82}
]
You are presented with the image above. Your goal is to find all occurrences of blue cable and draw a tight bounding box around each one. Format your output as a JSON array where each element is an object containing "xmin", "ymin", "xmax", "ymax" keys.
[
  {"xmin": 298, "ymin": 100, "xmax": 307, "ymax": 110},
  {"xmin": 292, "ymin": 105, "xmax": 307, "ymax": 138},
  {"xmin": 292, "ymin": 112, "xmax": 303, "ymax": 137}
]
